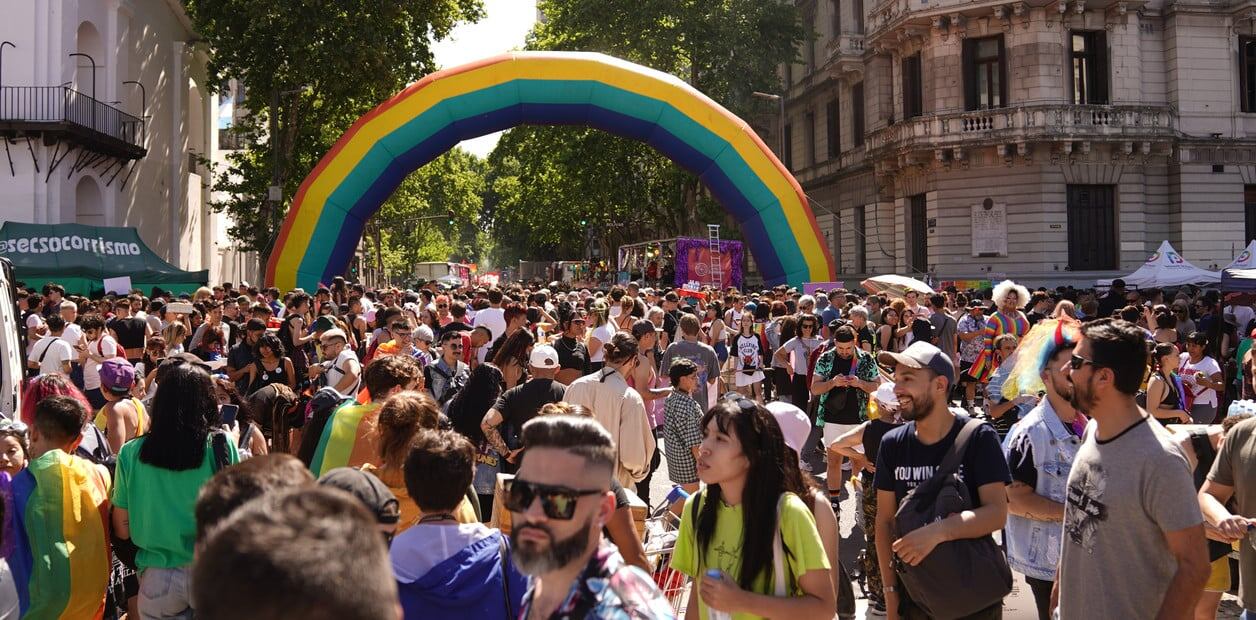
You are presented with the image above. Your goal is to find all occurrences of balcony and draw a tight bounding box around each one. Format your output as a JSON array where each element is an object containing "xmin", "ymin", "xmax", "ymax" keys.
[
  {"xmin": 865, "ymin": 103, "xmax": 1177, "ymax": 165},
  {"xmin": 825, "ymin": 34, "xmax": 867, "ymax": 81},
  {"xmin": 866, "ymin": 0, "xmax": 1145, "ymax": 50},
  {"xmin": 0, "ymin": 86, "xmax": 146, "ymax": 160}
]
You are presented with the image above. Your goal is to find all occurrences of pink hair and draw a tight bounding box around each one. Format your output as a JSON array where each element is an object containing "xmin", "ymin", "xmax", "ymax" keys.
[{"xmin": 20, "ymin": 375, "xmax": 92, "ymax": 426}]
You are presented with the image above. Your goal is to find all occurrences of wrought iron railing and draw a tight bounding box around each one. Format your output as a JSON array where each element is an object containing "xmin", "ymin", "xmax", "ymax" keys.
[{"xmin": 0, "ymin": 85, "xmax": 145, "ymax": 149}]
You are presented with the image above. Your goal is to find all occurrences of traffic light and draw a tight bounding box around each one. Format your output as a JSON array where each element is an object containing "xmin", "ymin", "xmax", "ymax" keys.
[
  {"xmin": 580, "ymin": 218, "xmax": 588, "ymax": 227},
  {"xmin": 447, "ymin": 209, "xmax": 455, "ymax": 227}
]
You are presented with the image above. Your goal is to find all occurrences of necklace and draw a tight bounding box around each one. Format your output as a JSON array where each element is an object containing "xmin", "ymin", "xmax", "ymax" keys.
[{"xmin": 417, "ymin": 513, "xmax": 457, "ymax": 524}]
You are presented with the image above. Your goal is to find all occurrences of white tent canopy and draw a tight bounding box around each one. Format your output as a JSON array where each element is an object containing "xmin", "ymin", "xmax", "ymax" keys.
[
  {"xmin": 1226, "ymin": 240, "xmax": 1256, "ymax": 270},
  {"xmin": 1098, "ymin": 240, "xmax": 1220, "ymax": 288}
]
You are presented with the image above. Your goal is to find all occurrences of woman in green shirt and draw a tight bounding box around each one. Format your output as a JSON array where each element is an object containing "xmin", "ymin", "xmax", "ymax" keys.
[
  {"xmin": 671, "ymin": 397, "xmax": 835, "ymax": 620},
  {"xmin": 112, "ymin": 362, "xmax": 240, "ymax": 619}
]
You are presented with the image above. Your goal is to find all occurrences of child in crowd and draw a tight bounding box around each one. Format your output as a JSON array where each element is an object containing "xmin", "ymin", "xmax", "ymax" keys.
[{"xmin": 663, "ymin": 358, "xmax": 704, "ymax": 499}]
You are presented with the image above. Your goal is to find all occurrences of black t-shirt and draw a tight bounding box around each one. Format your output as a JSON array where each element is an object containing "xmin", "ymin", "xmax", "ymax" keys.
[
  {"xmin": 824, "ymin": 356, "xmax": 863, "ymax": 425},
  {"xmin": 110, "ymin": 316, "xmax": 148, "ymax": 353},
  {"xmin": 855, "ymin": 325, "xmax": 875, "ymax": 350},
  {"xmin": 227, "ymin": 342, "xmax": 256, "ymax": 391},
  {"xmin": 663, "ymin": 310, "xmax": 680, "ymax": 342},
  {"xmin": 223, "ymin": 319, "xmax": 243, "ymax": 347},
  {"xmin": 555, "ymin": 337, "xmax": 588, "ymax": 374},
  {"xmin": 874, "ymin": 415, "xmax": 1012, "ymax": 507},
  {"xmin": 493, "ymin": 378, "xmax": 568, "ymax": 433},
  {"xmin": 861, "ymin": 417, "xmax": 904, "ymax": 483}
]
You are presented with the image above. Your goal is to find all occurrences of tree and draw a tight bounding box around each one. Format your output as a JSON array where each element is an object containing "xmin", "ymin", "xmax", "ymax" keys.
[
  {"xmin": 185, "ymin": 0, "xmax": 484, "ymax": 274},
  {"xmin": 486, "ymin": 0, "xmax": 802, "ymax": 263}
]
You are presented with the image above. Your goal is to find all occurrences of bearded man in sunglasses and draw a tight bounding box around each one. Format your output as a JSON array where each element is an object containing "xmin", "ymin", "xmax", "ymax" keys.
[{"xmin": 507, "ymin": 415, "xmax": 674, "ymax": 619}]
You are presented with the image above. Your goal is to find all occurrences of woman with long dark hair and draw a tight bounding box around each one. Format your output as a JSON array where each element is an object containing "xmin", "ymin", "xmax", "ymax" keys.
[
  {"xmin": 491, "ymin": 329, "xmax": 534, "ymax": 390},
  {"xmin": 244, "ymin": 333, "xmax": 295, "ymax": 394},
  {"xmin": 444, "ymin": 362, "xmax": 505, "ymax": 514},
  {"xmin": 112, "ymin": 362, "xmax": 239, "ymax": 619},
  {"xmin": 1147, "ymin": 342, "xmax": 1191, "ymax": 425},
  {"xmin": 671, "ymin": 398, "xmax": 835, "ymax": 619}
]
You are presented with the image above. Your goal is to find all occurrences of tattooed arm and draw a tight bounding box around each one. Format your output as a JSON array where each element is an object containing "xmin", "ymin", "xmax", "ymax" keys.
[
  {"xmin": 1006, "ymin": 481, "xmax": 1065, "ymax": 522},
  {"xmin": 480, "ymin": 407, "xmax": 516, "ymax": 462}
]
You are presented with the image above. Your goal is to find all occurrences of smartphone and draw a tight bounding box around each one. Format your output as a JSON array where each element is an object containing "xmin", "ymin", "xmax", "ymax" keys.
[
  {"xmin": 168, "ymin": 301, "xmax": 194, "ymax": 314},
  {"xmin": 219, "ymin": 404, "xmax": 239, "ymax": 426}
]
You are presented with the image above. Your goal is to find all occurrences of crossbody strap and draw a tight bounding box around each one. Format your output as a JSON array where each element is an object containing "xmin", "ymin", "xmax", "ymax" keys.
[
  {"xmin": 772, "ymin": 493, "xmax": 789, "ymax": 597},
  {"xmin": 907, "ymin": 417, "xmax": 985, "ymax": 507},
  {"xmin": 498, "ymin": 532, "xmax": 512, "ymax": 618},
  {"xmin": 36, "ymin": 338, "xmax": 58, "ymax": 365}
]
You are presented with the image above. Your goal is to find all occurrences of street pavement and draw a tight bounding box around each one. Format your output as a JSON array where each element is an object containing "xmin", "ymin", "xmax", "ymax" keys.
[{"xmin": 646, "ymin": 419, "xmax": 1246, "ymax": 619}]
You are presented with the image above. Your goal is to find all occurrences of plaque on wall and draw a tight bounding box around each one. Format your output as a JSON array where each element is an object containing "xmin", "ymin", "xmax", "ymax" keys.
[{"xmin": 971, "ymin": 198, "xmax": 1007, "ymax": 257}]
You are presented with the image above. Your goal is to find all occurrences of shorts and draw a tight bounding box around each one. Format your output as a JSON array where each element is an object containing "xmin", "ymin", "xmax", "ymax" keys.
[
  {"xmin": 959, "ymin": 360, "xmax": 979, "ymax": 383},
  {"xmin": 823, "ymin": 423, "xmax": 862, "ymax": 449},
  {"xmin": 1206, "ymin": 556, "xmax": 1231, "ymax": 592}
]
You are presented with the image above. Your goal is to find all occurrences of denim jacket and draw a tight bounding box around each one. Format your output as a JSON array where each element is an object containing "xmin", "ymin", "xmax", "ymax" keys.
[{"xmin": 1001, "ymin": 399, "xmax": 1082, "ymax": 581}]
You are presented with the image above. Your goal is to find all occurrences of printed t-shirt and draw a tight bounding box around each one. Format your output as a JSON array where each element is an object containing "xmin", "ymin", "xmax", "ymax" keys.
[{"xmin": 874, "ymin": 414, "xmax": 1011, "ymax": 507}]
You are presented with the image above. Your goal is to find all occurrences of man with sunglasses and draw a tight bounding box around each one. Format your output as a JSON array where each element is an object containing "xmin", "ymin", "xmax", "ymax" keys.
[
  {"xmin": 1054, "ymin": 319, "xmax": 1207, "ymax": 620},
  {"xmin": 508, "ymin": 415, "xmax": 672, "ymax": 620},
  {"xmin": 554, "ymin": 310, "xmax": 590, "ymax": 386},
  {"xmin": 426, "ymin": 331, "xmax": 470, "ymax": 406}
]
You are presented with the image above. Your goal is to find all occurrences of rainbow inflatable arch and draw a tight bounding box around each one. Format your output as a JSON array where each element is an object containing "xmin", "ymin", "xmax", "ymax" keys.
[{"xmin": 265, "ymin": 51, "xmax": 837, "ymax": 290}]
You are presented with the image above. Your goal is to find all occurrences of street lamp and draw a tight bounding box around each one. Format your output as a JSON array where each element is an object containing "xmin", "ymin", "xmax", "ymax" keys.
[
  {"xmin": 752, "ymin": 91, "xmax": 785, "ymax": 160},
  {"xmin": 0, "ymin": 41, "xmax": 14, "ymax": 89}
]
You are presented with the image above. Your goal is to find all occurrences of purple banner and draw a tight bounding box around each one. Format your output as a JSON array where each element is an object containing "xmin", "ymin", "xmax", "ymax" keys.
[{"xmin": 674, "ymin": 237, "xmax": 743, "ymax": 289}]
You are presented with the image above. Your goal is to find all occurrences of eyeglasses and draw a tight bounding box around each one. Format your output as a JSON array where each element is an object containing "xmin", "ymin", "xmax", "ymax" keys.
[
  {"xmin": 437, "ymin": 304, "xmax": 449, "ymax": 309},
  {"xmin": 394, "ymin": 332, "xmax": 412, "ymax": 338},
  {"xmin": 503, "ymin": 478, "xmax": 605, "ymax": 520},
  {"xmin": 0, "ymin": 420, "xmax": 27, "ymax": 433},
  {"xmin": 1069, "ymin": 354, "xmax": 1101, "ymax": 370}
]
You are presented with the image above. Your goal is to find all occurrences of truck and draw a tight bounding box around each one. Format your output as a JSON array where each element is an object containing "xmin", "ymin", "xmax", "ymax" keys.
[{"xmin": 0, "ymin": 258, "xmax": 23, "ymax": 417}]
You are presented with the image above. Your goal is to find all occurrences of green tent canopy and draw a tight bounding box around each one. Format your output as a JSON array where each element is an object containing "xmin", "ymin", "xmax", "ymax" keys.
[{"xmin": 0, "ymin": 222, "xmax": 208, "ymax": 296}]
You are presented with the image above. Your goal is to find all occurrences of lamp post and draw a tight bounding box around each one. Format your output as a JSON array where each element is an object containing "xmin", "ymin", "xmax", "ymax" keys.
[
  {"xmin": 0, "ymin": 41, "xmax": 14, "ymax": 89},
  {"xmin": 752, "ymin": 91, "xmax": 786, "ymax": 161}
]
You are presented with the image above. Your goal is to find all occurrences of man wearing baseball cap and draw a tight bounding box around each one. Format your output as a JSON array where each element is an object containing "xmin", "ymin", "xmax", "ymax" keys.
[
  {"xmin": 97, "ymin": 358, "xmax": 147, "ymax": 453},
  {"xmin": 871, "ymin": 341, "xmax": 1011, "ymax": 619},
  {"xmin": 480, "ymin": 344, "xmax": 568, "ymax": 469}
]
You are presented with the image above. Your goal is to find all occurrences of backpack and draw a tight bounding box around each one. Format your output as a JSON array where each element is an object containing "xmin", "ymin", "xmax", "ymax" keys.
[
  {"xmin": 296, "ymin": 387, "xmax": 355, "ymax": 467},
  {"xmin": 892, "ymin": 418, "xmax": 1012, "ymax": 618}
]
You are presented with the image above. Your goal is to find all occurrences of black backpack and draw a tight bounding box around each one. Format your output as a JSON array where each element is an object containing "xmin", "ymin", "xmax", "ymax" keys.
[
  {"xmin": 892, "ymin": 418, "xmax": 1012, "ymax": 618},
  {"xmin": 296, "ymin": 387, "xmax": 355, "ymax": 467}
]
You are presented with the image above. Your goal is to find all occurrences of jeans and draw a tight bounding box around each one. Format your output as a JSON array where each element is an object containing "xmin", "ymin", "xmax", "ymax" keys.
[{"xmin": 138, "ymin": 566, "xmax": 193, "ymax": 620}]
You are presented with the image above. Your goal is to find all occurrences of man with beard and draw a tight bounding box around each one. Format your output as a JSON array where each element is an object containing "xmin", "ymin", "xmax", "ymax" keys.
[
  {"xmin": 873, "ymin": 341, "xmax": 1011, "ymax": 620},
  {"xmin": 999, "ymin": 320, "xmax": 1085, "ymax": 620},
  {"xmin": 1053, "ymin": 318, "xmax": 1207, "ymax": 620},
  {"xmin": 507, "ymin": 415, "xmax": 673, "ymax": 619}
]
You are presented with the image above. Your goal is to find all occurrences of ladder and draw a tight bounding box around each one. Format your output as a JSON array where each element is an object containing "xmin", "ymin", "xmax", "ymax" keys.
[{"xmin": 707, "ymin": 224, "xmax": 722, "ymax": 288}]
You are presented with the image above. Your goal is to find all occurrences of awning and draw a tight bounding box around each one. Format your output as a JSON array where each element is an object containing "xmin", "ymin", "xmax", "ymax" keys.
[
  {"xmin": 0, "ymin": 222, "xmax": 208, "ymax": 296},
  {"xmin": 1097, "ymin": 240, "xmax": 1219, "ymax": 288}
]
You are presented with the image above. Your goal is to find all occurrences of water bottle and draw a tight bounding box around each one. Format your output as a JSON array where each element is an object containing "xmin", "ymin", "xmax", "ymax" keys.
[
  {"xmin": 665, "ymin": 485, "xmax": 691, "ymax": 505},
  {"xmin": 705, "ymin": 569, "xmax": 733, "ymax": 620}
]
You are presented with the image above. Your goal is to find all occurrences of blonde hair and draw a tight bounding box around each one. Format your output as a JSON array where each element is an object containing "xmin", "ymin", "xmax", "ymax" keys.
[{"xmin": 161, "ymin": 321, "xmax": 189, "ymax": 346}]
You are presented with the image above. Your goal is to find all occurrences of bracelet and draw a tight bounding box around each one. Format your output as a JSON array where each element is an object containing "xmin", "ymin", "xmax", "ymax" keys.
[{"xmin": 883, "ymin": 586, "xmax": 897, "ymax": 594}]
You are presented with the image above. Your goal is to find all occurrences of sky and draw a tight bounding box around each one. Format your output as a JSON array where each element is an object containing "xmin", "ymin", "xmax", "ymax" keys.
[{"xmin": 431, "ymin": 0, "xmax": 539, "ymax": 158}]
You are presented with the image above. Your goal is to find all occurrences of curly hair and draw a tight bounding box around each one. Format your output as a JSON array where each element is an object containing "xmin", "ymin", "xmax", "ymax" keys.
[{"xmin": 992, "ymin": 280, "xmax": 1031, "ymax": 311}]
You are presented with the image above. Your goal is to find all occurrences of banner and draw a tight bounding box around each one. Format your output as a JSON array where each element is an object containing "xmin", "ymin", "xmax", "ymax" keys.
[{"xmin": 674, "ymin": 237, "xmax": 743, "ymax": 290}]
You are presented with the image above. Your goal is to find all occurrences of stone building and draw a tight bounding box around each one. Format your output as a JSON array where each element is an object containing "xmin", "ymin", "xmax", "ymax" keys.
[{"xmin": 775, "ymin": 0, "xmax": 1256, "ymax": 287}]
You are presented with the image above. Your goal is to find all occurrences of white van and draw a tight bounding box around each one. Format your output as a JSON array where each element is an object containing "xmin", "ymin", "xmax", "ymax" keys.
[{"xmin": 0, "ymin": 258, "xmax": 23, "ymax": 417}]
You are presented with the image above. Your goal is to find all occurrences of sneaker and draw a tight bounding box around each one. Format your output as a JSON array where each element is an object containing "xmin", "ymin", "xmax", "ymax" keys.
[{"xmin": 869, "ymin": 600, "xmax": 887, "ymax": 617}]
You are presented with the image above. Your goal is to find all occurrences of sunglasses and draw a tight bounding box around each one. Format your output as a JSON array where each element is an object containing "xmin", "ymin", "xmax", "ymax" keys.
[
  {"xmin": 503, "ymin": 478, "xmax": 605, "ymax": 520},
  {"xmin": 1069, "ymin": 354, "xmax": 1101, "ymax": 370},
  {"xmin": 0, "ymin": 420, "xmax": 27, "ymax": 433}
]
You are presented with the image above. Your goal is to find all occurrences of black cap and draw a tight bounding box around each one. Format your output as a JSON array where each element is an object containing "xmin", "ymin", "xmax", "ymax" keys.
[{"xmin": 317, "ymin": 468, "xmax": 400, "ymax": 526}]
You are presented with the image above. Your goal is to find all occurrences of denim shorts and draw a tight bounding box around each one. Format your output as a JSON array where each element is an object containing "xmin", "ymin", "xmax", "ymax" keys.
[{"xmin": 138, "ymin": 566, "xmax": 193, "ymax": 620}]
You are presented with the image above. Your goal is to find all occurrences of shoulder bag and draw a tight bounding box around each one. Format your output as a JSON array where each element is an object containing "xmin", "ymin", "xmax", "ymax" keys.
[{"xmin": 892, "ymin": 418, "xmax": 1012, "ymax": 619}]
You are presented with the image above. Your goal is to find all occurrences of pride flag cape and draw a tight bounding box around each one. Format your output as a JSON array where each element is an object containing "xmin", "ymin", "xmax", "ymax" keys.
[
  {"xmin": 8, "ymin": 450, "xmax": 111, "ymax": 620},
  {"xmin": 309, "ymin": 401, "xmax": 382, "ymax": 476}
]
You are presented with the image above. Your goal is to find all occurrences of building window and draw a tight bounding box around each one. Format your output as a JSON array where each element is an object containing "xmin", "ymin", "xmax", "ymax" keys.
[
  {"xmin": 854, "ymin": 205, "xmax": 867, "ymax": 273},
  {"xmin": 1242, "ymin": 38, "xmax": 1256, "ymax": 113},
  {"xmin": 806, "ymin": 112, "xmax": 817, "ymax": 166},
  {"xmin": 832, "ymin": 0, "xmax": 842, "ymax": 36},
  {"xmin": 902, "ymin": 53, "xmax": 923, "ymax": 119},
  {"xmin": 909, "ymin": 194, "xmax": 928, "ymax": 273},
  {"xmin": 852, "ymin": 82, "xmax": 865, "ymax": 147},
  {"xmin": 853, "ymin": 0, "xmax": 864, "ymax": 33},
  {"xmin": 963, "ymin": 36, "xmax": 1007, "ymax": 111},
  {"xmin": 1246, "ymin": 185, "xmax": 1256, "ymax": 241},
  {"xmin": 1067, "ymin": 184, "xmax": 1118, "ymax": 270},
  {"xmin": 784, "ymin": 123, "xmax": 794, "ymax": 171},
  {"xmin": 827, "ymin": 98, "xmax": 840, "ymax": 159},
  {"xmin": 1071, "ymin": 31, "xmax": 1109, "ymax": 105}
]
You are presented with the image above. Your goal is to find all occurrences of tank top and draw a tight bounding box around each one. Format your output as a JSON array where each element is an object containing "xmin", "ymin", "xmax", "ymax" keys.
[
  {"xmin": 861, "ymin": 417, "xmax": 904, "ymax": 484},
  {"xmin": 249, "ymin": 358, "xmax": 292, "ymax": 394},
  {"xmin": 94, "ymin": 398, "xmax": 148, "ymax": 436}
]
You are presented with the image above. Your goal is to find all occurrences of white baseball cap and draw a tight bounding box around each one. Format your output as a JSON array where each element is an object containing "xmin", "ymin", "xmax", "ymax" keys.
[{"xmin": 529, "ymin": 344, "xmax": 560, "ymax": 369}]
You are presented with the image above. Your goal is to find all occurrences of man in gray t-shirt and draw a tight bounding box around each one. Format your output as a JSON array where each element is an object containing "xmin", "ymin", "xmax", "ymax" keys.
[
  {"xmin": 1201, "ymin": 416, "xmax": 1256, "ymax": 614},
  {"xmin": 659, "ymin": 314, "xmax": 720, "ymax": 412},
  {"xmin": 928, "ymin": 294, "xmax": 958, "ymax": 363},
  {"xmin": 1058, "ymin": 319, "xmax": 1208, "ymax": 620}
]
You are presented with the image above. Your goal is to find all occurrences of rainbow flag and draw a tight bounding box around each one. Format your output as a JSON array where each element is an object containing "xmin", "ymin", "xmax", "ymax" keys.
[
  {"xmin": 8, "ymin": 450, "xmax": 111, "ymax": 620},
  {"xmin": 309, "ymin": 401, "xmax": 382, "ymax": 477}
]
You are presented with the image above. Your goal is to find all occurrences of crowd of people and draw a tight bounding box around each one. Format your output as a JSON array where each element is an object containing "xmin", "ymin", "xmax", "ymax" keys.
[{"xmin": 3, "ymin": 273, "xmax": 1256, "ymax": 619}]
